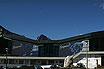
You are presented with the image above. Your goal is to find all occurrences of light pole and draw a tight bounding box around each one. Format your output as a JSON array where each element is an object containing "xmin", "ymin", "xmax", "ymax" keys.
[
  {"xmin": 5, "ymin": 48, "xmax": 8, "ymax": 69},
  {"xmin": 84, "ymin": 40, "xmax": 89, "ymax": 69}
]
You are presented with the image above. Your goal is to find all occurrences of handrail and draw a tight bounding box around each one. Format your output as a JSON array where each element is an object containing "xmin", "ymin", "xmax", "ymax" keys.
[{"xmin": 72, "ymin": 51, "xmax": 104, "ymax": 59}]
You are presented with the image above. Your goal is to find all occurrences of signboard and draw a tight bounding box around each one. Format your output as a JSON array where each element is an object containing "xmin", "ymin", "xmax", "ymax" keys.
[
  {"xmin": 59, "ymin": 40, "xmax": 89, "ymax": 57},
  {"xmin": 12, "ymin": 40, "xmax": 39, "ymax": 56}
]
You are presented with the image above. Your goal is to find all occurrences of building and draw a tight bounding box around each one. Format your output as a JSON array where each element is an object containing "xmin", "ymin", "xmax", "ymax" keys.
[
  {"xmin": 0, "ymin": 25, "xmax": 104, "ymax": 68},
  {"xmin": 0, "ymin": 25, "xmax": 64, "ymax": 67}
]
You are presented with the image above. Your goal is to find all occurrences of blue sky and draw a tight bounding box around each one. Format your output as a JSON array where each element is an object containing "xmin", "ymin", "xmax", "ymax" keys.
[{"xmin": 0, "ymin": 0, "xmax": 104, "ymax": 40}]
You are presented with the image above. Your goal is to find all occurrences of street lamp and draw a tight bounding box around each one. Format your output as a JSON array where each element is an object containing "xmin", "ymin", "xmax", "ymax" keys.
[
  {"xmin": 5, "ymin": 48, "xmax": 8, "ymax": 69},
  {"xmin": 84, "ymin": 40, "xmax": 89, "ymax": 69}
]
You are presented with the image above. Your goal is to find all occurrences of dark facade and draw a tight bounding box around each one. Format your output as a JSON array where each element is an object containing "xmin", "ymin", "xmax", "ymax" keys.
[
  {"xmin": 89, "ymin": 31, "xmax": 104, "ymax": 51},
  {"xmin": 0, "ymin": 25, "xmax": 104, "ymax": 57}
]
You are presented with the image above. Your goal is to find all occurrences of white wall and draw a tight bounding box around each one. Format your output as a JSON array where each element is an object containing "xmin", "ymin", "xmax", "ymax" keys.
[{"xmin": 73, "ymin": 56, "xmax": 101, "ymax": 68}]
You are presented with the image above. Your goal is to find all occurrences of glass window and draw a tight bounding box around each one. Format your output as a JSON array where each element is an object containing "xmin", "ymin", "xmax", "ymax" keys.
[{"xmin": 19, "ymin": 60, "xmax": 24, "ymax": 64}]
